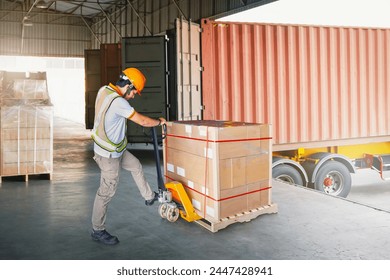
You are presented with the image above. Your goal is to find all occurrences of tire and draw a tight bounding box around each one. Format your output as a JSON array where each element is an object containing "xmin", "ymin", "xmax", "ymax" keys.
[
  {"xmin": 272, "ymin": 164, "xmax": 304, "ymax": 186},
  {"xmin": 314, "ymin": 160, "xmax": 351, "ymax": 198}
]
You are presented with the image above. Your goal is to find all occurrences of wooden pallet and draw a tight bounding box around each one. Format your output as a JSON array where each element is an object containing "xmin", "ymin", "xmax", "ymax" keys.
[
  {"xmin": 195, "ymin": 203, "xmax": 278, "ymax": 233},
  {"xmin": 0, "ymin": 173, "xmax": 53, "ymax": 183}
]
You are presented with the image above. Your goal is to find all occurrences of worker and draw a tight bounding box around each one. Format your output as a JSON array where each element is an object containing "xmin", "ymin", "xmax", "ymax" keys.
[{"xmin": 90, "ymin": 67, "xmax": 166, "ymax": 245}]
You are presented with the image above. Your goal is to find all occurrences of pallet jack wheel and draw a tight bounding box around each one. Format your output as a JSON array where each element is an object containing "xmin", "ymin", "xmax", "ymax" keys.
[
  {"xmin": 166, "ymin": 207, "xmax": 180, "ymax": 223},
  {"xmin": 158, "ymin": 203, "xmax": 168, "ymax": 219}
]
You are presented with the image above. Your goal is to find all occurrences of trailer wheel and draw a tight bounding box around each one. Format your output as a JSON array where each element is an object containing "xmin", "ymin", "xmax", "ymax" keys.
[
  {"xmin": 272, "ymin": 164, "xmax": 304, "ymax": 186},
  {"xmin": 314, "ymin": 161, "xmax": 351, "ymax": 197}
]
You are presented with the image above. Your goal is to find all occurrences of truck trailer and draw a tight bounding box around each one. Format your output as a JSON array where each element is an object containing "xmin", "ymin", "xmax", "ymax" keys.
[
  {"xmin": 201, "ymin": 19, "xmax": 390, "ymax": 198},
  {"xmin": 85, "ymin": 18, "xmax": 390, "ymax": 198}
]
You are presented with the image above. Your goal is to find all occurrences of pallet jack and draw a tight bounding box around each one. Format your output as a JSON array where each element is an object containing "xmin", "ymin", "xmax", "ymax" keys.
[{"xmin": 150, "ymin": 126, "xmax": 202, "ymax": 223}]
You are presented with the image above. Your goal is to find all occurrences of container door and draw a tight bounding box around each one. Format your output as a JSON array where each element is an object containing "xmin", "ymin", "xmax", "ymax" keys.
[
  {"xmin": 84, "ymin": 44, "xmax": 122, "ymax": 130},
  {"xmin": 122, "ymin": 36, "xmax": 168, "ymax": 143},
  {"xmin": 100, "ymin": 43, "xmax": 122, "ymax": 86},
  {"xmin": 84, "ymin": 49, "xmax": 101, "ymax": 129},
  {"xmin": 174, "ymin": 18, "xmax": 202, "ymax": 121}
]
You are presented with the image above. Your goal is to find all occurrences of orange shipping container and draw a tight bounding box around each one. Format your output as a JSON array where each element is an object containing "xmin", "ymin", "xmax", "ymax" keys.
[{"xmin": 201, "ymin": 19, "xmax": 390, "ymax": 151}]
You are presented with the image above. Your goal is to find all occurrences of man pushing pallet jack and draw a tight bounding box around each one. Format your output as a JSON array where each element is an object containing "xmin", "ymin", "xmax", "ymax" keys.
[{"xmin": 150, "ymin": 122, "xmax": 277, "ymax": 233}]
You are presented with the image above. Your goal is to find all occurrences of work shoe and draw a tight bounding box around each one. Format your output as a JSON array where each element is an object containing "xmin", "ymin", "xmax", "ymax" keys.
[
  {"xmin": 91, "ymin": 229, "xmax": 119, "ymax": 245},
  {"xmin": 145, "ymin": 191, "xmax": 159, "ymax": 206}
]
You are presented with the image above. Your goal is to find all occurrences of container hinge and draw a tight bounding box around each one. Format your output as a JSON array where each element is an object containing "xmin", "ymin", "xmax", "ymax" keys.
[
  {"xmin": 199, "ymin": 66, "xmax": 204, "ymax": 72},
  {"xmin": 199, "ymin": 27, "xmax": 203, "ymax": 33},
  {"xmin": 200, "ymin": 105, "xmax": 205, "ymax": 111}
]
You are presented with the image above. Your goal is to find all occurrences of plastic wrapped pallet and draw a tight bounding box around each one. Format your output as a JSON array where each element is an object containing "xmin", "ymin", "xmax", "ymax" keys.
[
  {"xmin": 0, "ymin": 71, "xmax": 53, "ymax": 180},
  {"xmin": 163, "ymin": 120, "xmax": 273, "ymax": 223},
  {"xmin": 0, "ymin": 71, "xmax": 50, "ymax": 106}
]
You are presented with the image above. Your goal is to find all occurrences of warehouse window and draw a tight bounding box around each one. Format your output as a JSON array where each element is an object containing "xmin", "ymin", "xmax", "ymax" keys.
[{"xmin": 0, "ymin": 55, "xmax": 85, "ymax": 125}]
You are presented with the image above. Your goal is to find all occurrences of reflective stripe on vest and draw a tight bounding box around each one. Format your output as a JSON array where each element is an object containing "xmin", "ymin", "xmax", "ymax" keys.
[{"xmin": 91, "ymin": 86, "xmax": 128, "ymax": 153}]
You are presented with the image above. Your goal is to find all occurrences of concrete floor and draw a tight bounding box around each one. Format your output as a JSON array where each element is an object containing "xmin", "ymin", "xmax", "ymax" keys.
[
  {"xmin": 1, "ymin": 118, "xmax": 390, "ymax": 260},
  {"xmin": 349, "ymin": 169, "xmax": 390, "ymax": 212}
]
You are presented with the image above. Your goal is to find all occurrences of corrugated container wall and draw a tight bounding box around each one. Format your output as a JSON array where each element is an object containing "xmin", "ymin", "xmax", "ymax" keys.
[{"xmin": 201, "ymin": 19, "xmax": 390, "ymax": 151}]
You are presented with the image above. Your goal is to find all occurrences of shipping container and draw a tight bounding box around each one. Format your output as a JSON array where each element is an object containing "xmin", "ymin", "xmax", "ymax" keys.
[
  {"xmin": 201, "ymin": 19, "xmax": 390, "ymax": 149},
  {"xmin": 201, "ymin": 19, "xmax": 390, "ymax": 197}
]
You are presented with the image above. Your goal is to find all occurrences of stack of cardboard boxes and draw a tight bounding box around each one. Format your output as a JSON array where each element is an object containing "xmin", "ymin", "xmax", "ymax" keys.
[
  {"xmin": 0, "ymin": 72, "xmax": 53, "ymax": 180},
  {"xmin": 163, "ymin": 120, "xmax": 272, "ymax": 223}
]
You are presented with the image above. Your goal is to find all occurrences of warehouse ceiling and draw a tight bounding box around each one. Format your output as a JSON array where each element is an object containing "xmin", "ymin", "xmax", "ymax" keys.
[
  {"xmin": 0, "ymin": 0, "xmax": 277, "ymax": 57},
  {"xmin": 34, "ymin": 0, "xmax": 116, "ymax": 17},
  {"xmin": 2, "ymin": 0, "xmax": 119, "ymax": 18},
  {"xmin": 0, "ymin": 0, "xmax": 278, "ymax": 25},
  {"xmin": 1, "ymin": 0, "xmax": 125, "ymax": 25}
]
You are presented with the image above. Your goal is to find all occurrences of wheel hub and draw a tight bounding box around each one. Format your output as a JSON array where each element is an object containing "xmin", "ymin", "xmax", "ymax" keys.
[
  {"xmin": 322, "ymin": 171, "xmax": 344, "ymax": 195},
  {"xmin": 323, "ymin": 177, "xmax": 334, "ymax": 187}
]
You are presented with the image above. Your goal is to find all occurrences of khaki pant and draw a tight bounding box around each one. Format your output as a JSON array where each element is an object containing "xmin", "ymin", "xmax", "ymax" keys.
[{"xmin": 91, "ymin": 150, "xmax": 154, "ymax": 231}]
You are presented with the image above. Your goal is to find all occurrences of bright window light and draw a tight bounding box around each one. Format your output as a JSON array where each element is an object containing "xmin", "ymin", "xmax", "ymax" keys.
[{"xmin": 0, "ymin": 55, "xmax": 85, "ymax": 125}]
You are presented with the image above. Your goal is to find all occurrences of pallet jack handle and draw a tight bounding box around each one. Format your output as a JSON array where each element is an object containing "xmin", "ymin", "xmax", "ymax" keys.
[{"xmin": 151, "ymin": 125, "xmax": 167, "ymax": 191}]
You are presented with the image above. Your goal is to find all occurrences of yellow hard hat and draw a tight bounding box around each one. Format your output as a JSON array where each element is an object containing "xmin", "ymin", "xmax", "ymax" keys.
[{"xmin": 122, "ymin": 68, "xmax": 146, "ymax": 94}]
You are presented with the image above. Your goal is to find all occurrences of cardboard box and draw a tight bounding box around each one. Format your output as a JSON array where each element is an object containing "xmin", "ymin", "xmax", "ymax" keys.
[{"xmin": 163, "ymin": 120, "xmax": 272, "ymax": 222}]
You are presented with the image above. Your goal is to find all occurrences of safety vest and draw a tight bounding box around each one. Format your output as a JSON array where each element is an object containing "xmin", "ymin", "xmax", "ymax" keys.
[{"xmin": 91, "ymin": 86, "xmax": 128, "ymax": 153}]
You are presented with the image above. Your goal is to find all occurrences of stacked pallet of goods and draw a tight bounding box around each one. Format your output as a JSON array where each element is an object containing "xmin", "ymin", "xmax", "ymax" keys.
[
  {"xmin": 163, "ymin": 120, "xmax": 277, "ymax": 231},
  {"xmin": 0, "ymin": 71, "xmax": 53, "ymax": 182}
]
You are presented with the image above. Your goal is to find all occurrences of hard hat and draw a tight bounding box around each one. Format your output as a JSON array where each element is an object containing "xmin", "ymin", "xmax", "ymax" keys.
[{"xmin": 122, "ymin": 68, "xmax": 146, "ymax": 94}]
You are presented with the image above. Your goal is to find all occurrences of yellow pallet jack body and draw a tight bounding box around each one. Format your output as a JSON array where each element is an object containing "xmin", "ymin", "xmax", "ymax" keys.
[
  {"xmin": 151, "ymin": 126, "xmax": 201, "ymax": 223},
  {"xmin": 163, "ymin": 181, "xmax": 202, "ymax": 222}
]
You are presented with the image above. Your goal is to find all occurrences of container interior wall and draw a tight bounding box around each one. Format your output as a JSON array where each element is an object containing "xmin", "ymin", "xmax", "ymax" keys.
[
  {"xmin": 122, "ymin": 36, "xmax": 168, "ymax": 143},
  {"xmin": 201, "ymin": 19, "xmax": 390, "ymax": 149}
]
